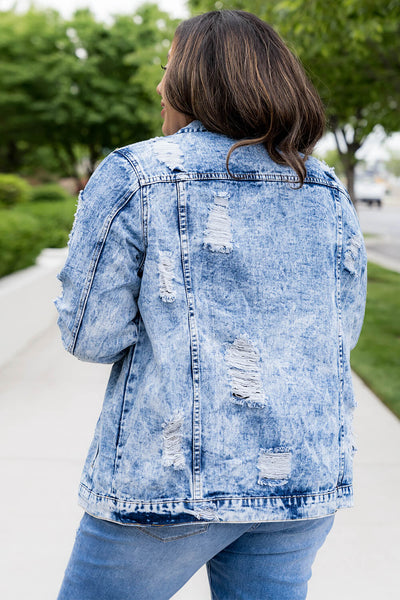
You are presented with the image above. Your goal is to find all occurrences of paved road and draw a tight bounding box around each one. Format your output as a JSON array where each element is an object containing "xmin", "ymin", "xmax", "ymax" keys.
[
  {"xmin": 358, "ymin": 198, "xmax": 400, "ymax": 273},
  {"xmin": 0, "ymin": 319, "xmax": 399, "ymax": 600}
]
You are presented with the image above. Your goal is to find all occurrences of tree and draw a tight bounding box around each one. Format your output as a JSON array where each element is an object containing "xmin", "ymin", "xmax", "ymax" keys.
[
  {"xmin": 0, "ymin": 8, "xmax": 76, "ymax": 173},
  {"xmin": 314, "ymin": 149, "xmax": 346, "ymax": 179},
  {"xmin": 0, "ymin": 5, "xmax": 178, "ymax": 179},
  {"xmin": 188, "ymin": 0, "xmax": 400, "ymax": 202},
  {"xmin": 61, "ymin": 5, "xmax": 179, "ymax": 176}
]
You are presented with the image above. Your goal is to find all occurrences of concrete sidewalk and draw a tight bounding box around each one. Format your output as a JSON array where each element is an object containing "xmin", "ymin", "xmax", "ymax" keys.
[{"xmin": 0, "ymin": 318, "xmax": 399, "ymax": 599}]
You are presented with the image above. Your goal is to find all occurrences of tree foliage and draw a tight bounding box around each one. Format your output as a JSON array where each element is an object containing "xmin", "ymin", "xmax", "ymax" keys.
[
  {"xmin": 0, "ymin": 5, "xmax": 178, "ymax": 178},
  {"xmin": 2, "ymin": 2, "xmax": 399, "ymax": 197},
  {"xmin": 189, "ymin": 0, "xmax": 400, "ymax": 200}
]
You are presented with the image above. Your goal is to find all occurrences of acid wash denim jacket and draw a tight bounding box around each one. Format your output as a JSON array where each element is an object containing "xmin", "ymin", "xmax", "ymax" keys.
[{"xmin": 55, "ymin": 120, "xmax": 367, "ymax": 526}]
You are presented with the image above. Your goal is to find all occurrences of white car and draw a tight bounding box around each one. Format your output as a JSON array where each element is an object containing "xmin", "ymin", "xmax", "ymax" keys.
[{"xmin": 354, "ymin": 180, "xmax": 386, "ymax": 206}]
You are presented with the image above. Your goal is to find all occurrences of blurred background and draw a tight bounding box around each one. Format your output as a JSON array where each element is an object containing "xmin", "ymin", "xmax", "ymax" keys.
[{"xmin": 0, "ymin": 1, "xmax": 399, "ymax": 599}]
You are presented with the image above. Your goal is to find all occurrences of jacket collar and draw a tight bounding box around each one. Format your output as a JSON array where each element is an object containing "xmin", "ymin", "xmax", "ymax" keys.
[{"xmin": 177, "ymin": 120, "xmax": 208, "ymax": 133}]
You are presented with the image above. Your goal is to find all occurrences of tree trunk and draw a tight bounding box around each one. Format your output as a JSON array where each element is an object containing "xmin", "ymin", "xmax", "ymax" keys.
[
  {"xmin": 332, "ymin": 126, "xmax": 360, "ymax": 206},
  {"xmin": 344, "ymin": 162, "xmax": 356, "ymax": 205},
  {"xmin": 6, "ymin": 141, "xmax": 21, "ymax": 171},
  {"xmin": 87, "ymin": 145, "xmax": 100, "ymax": 178}
]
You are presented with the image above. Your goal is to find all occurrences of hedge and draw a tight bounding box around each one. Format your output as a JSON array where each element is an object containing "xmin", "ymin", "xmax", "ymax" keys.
[
  {"xmin": 14, "ymin": 197, "xmax": 77, "ymax": 244},
  {"xmin": 0, "ymin": 211, "xmax": 45, "ymax": 277},
  {"xmin": 0, "ymin": 174, "xmax": 31, "ymax": 208},
  {"xmin": 29, "ymin": 183, "xmax": 71, "ymax": 203},
  {"xmin": 0, "ymin": 196, "xmax": 77, "ymax": 278}
]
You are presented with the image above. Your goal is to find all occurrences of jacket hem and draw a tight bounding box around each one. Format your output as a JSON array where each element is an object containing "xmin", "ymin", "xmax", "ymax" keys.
[{"xmin": 77, "ymin": 481, "xmax": 353, "ymax": 526}]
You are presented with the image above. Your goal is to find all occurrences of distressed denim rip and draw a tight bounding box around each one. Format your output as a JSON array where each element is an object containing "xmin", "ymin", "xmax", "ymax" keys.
[{"xmin": 54, "ymin": 120, "xmax": 367, "ymax": 526}]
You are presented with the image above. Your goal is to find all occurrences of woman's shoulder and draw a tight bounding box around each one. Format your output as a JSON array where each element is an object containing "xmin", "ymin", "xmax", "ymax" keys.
[
  {"xmin": 113, "ymin": 126, "xmax": 350, "ymax": 197},
  {"xmin": 115, "ymin": 121, "xmax": 228, "ymax": 179},
  {"xmin": 117, "ymin": 134, "xmax": 187, "ymax": 174},
  {"xmin": 305, "ymin": 155, "xmax": 348, "ymax": 195}
]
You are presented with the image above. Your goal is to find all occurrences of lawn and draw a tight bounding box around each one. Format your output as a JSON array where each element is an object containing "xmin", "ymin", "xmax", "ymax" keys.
[{"xmin": 351, "ymin": 262, "xmax": 400, "ymax": 419}]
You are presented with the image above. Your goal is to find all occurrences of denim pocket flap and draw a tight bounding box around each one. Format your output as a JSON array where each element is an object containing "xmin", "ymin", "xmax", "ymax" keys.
[{"xmin": 137, "ymin": 522, "xmax": 209, "ymax": 542}]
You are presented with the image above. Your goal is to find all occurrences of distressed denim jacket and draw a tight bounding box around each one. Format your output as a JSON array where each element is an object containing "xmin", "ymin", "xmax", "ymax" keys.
[{"xmin": 55, "ymin": 120, "xmax": 367, "ymax": 525}]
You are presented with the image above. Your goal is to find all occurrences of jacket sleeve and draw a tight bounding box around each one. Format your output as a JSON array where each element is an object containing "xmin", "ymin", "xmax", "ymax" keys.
[
  {"xmin": 339, "ymin": 191, "xmax": 367, "ymax": 352},
  {"xmin": 54, "ymin": 150, "xmax": 145, "ymax": 364}
]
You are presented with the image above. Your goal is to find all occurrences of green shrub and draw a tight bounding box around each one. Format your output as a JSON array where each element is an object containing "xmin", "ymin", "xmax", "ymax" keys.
[
  {"xmin": 15, "ymin": 197, "xmax": 77, "ymax": 246},
  {"xmin": 0, "ymin": 210, "xmax": 44, "ymax": 277},
  {"xmin": 29, "ymin": 183, "xmax": 70, "ymax": 203},
  {"xmin": 18, "ymin": 195, "xmax": 77, "ymax": 225},
  {"xmin": 0, "ymin": 196, "xmax": 77, "ymax": 278},
  {"xmin": 0, "ymin": 174, "xmax": 31, "ymax": 208}
]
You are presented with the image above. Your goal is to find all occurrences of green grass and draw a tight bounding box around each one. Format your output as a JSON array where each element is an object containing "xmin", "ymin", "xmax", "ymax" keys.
[
  {"xmin": 362, "ymin": 233, "xmax": 380, "ymax": 239},
  {"xmin": 351, "ymin": 262, "xmax": 400, "ymax": 419}
]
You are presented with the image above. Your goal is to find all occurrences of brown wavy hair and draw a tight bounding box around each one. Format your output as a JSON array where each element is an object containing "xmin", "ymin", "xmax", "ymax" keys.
[{"xmin": 163, "ymin": 10, "xmax": 325, "ymax": 185}]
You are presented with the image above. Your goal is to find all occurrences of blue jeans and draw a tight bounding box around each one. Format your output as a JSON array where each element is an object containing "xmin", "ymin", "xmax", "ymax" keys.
[{"xmin": 57, "ymin": 512, "xmax": 335, "ymax": 599}]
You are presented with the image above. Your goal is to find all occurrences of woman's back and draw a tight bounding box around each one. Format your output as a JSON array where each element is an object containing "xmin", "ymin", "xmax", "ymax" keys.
[
  {"xmin": 56, "ymin": 11, "xmax": 368, "ymax": 599},
  {"xmin": 55, "ymin": 120, "xmax": 366, "ymax": 525}
]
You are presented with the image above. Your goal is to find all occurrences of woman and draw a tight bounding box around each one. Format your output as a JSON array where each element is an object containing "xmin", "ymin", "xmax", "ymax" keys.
[{"xmin": 55, "ymin": 10, "xmax": 367, "ymax": 600}]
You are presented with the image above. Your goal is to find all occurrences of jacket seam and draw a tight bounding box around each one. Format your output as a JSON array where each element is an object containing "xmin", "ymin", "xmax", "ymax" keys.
[
  {"xmin": 79, "ymin": 481, "xmax": 352, "ymax": 504},
  {"xmin": 177, "ymin": 181, "xmax": 202, "ymax": 499},
  {"xmin": 119, "ymin": 170, "xmax": 347, "ymax": 193},
  {"xmin": 334, "ymin": 187, "xmax": 345, "ymax": 484},
  {"xmin": 68, "ymin": 185, "xmax": 140, "ymax": 354},
  {"xmin": 110, "ymin": 339, "xmax": 138, "ymax": 496},
  {"xmin": 115, "ymin": 149, "xmax": 148, "ymax": 268}
]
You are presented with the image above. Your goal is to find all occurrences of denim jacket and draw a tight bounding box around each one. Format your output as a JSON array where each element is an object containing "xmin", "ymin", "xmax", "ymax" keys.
[{"xmin": 55, "ymin": 120, "xmax": 367, "ymax": 525}]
